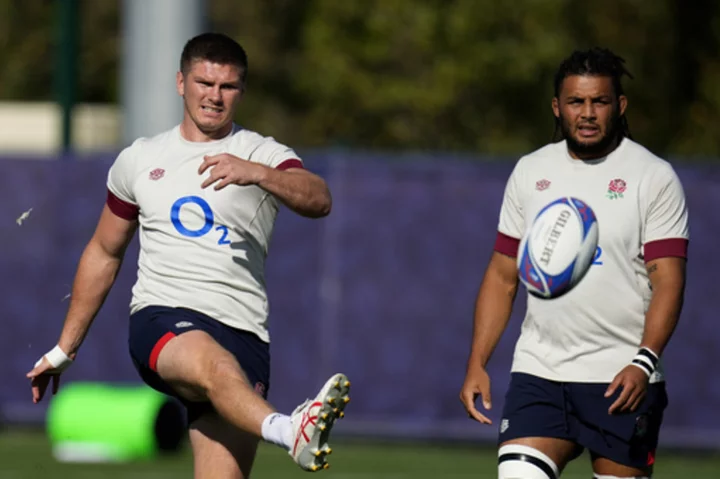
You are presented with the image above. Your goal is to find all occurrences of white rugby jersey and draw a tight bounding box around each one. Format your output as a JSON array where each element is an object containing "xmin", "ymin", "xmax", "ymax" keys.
[
  {"xmin": 106, "ymin": 124, "xmax": 304, "ymax": 342},
  {"xmin": 494, "ymin": 137, "xmax": 689, "ymax": 383}
]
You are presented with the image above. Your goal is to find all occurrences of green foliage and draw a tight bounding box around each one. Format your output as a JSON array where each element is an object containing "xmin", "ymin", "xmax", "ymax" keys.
[
  {"xmin": 0, "ymin": 0, "xmax": 55, "ymax": 101},
  {"xmin": 294, "ymin": 0, "xmax": 572, "ymax": 153},
  {"xmin": 0, "ymin": 0, "xmax": 118, "ymax": 103},
  {"xmin": 0, "ymin": 0, "xmax": 719, "ymax": 157}
]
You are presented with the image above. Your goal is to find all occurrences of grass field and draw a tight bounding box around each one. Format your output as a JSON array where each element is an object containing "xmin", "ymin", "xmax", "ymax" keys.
[{"xmin": 1, "ymin": 430, "xmax": 719, "ymax": 478}]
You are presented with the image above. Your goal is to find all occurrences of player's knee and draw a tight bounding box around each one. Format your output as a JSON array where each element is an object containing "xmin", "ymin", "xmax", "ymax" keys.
[
  {"xmin": 203, "ymin": 355, "xmax": 245, "ymax": 395},
  {"xmin": 173, "ymin": 333, "xmax": 240, "ymax": 391},
  {"xmin": 498, "ymin": 444, "xmax": 559, "ymax": 479}
]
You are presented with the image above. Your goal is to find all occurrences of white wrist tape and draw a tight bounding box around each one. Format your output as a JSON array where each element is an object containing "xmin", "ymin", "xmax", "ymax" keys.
[{"xmin": 35, "ymin": 345, "xmax": 73, "ymax": 372}]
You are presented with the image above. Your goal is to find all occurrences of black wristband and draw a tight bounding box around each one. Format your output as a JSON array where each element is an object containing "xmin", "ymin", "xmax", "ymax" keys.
[{"xmin": 631, "ymin": 347, "xmax": 659, "ymax": 377}]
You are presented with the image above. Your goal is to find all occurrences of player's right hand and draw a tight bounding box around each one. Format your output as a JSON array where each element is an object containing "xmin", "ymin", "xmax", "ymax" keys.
[
  {"xmin": 26, "ymin": 357, "xmax": 62, "ymax": 404},
  {"xmin": 459, "ymin": 366, "xmax": 493, "ymax": 424}
]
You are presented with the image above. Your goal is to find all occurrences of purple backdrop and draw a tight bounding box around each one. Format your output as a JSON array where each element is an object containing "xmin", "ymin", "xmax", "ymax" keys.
[{"xmin": 1, "ymin": 152, "xmax": 718, "ymax": 448}]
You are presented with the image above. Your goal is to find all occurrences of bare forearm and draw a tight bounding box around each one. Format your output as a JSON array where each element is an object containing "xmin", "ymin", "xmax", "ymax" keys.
[
  {"xmin": 641, "ymin": 285, "xmax": 684, "ymax": 356},
  {"xmin": 58, "ymin": 241, "xmax": 122, "ymax": 356},
  {"xmin": 468, "ymin": 276, "xmax": 518, "ymax": 368},
  {"xmin": 257, "ymin": 167, "xmax": 331, "ymax": 218}
]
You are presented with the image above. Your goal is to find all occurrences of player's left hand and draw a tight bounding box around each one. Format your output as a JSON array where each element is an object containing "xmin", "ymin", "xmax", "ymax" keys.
[
  {"xmin": 26, "ymin": 357, "xmax": 62, "ymax": 404},
  {"xmin": 605, "ymin": 365, "xmax": 649, "ymax": 414},
  {"xmin": 199, "ymin": 154, "xmax": 267, "ymax": 190}
]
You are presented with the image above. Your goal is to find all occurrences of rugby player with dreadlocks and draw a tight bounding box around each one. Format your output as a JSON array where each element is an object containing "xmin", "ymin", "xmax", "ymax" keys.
[{"xmin": 460, "ymin": 48, "xmax": 689, "ymax": 479}]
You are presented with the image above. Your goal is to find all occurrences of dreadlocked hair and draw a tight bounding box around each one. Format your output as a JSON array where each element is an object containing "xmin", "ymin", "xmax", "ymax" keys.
[{"xmin": 552, "ymin": 47, "xmax": 634, "ymax": 142}]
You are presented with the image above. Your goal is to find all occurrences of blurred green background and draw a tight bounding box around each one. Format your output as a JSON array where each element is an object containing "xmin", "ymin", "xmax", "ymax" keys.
[
  {"xmin": 2, "ymin": 1, "xmax": 718, "ymax": 477},
  {"xmin": 2, "ymin": 0, "xmax": 719, "ymax": 157}
]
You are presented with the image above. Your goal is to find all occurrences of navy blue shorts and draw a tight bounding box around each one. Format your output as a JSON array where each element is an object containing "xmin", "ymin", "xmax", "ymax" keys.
[
  {"xmin": 128, "ymin": 306, "xmax": 270, "ymax": 424},
  {"xmin": 499, "ymin": 372, "xmax": 667, "ymax": 470}
]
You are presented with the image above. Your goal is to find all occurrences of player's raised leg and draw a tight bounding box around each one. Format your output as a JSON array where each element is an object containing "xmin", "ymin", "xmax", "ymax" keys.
[
  {"xmin": 499, "ymin": 437, "xmax": 578, "ymax": 479},
  {"xmin": 189, "ymin": 411, "xmax": 260, "ymax": 479},
  {"xmin": 155, "ymin": 330, "xmax": 277, "ymax": 438},
  {"xmin": 154, "ymin": 329, "xmax": 351, "ymax": 472},
  {"xmin": 288, "ymin": 372, "xmax": 351, "ymax": 471}
]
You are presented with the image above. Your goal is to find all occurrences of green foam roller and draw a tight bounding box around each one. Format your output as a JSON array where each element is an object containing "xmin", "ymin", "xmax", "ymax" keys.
[{"xmin": 47, "ymin": 382, "xmax": 185, "ymax": 462}]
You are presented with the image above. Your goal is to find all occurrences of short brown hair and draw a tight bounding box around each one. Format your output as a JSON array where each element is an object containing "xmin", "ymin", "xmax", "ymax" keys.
[{"xmin": 180, "ymin": 33, "xmax": 248, "ymax": 83}]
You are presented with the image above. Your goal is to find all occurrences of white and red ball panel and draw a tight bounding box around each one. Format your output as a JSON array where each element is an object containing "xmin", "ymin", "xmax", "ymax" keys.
[{"xmin": 517, "ymin": 197, "xmax": 599, "ymax": 299}]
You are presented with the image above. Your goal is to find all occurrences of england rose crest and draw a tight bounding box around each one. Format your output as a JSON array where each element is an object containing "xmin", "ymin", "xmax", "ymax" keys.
[
  {"xmin": 607, "ymin": 178, "xmax": 626, "ymax": 199},
  {"xmin": 149, "ymin": 168, "xmax": 165, "ymax": 181},
  {"xmin": 535, "ymin": 179, "xmax": 551, "ymax": 191}
]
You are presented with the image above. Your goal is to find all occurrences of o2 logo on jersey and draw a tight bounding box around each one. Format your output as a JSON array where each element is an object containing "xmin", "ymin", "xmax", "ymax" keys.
[
  {"xmin": 592, "ymin": 246, "xmax": 603, "ymax": 265},
  {"xmin": 170, "ymin": 196, "xmax": 231, "ymax": 245}
]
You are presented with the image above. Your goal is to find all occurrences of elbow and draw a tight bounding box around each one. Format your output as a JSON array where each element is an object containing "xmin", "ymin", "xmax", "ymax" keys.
[
  {"xmin": 290, "ymin": 179, "xmax": 332, "ymax": 218},
  {"xmin": 317, "ymin": 192, "xmax": 332, "ymax": 217},
  {"xmin": 505, "ymin": 278, "xmax": 519, "ymax": 298},
  {"xmin": 496, "ymin": 276, "xmax": 519, "ymax": 301},
  {"xmin": 308, "ymin": 187, "xmax": 332, "ymax": 218},
  {"xmin": 307, "ymin": 198, "xmax": 331, "ymax": 218}
]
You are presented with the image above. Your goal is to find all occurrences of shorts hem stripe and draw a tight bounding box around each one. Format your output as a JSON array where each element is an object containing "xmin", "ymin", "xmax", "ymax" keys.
[{"xmin": 149, "ymin": 332, "xmax": 176, "ymax": 371}]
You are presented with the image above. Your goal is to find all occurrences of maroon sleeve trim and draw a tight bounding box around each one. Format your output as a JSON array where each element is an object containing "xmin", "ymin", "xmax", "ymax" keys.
[
  {"xmin": 276, "ymin": 159, "xmax": 304, "ymax": 170},
  {"xmin": 644, "ymin": 238, "xmax": 688, "ymax": 262},
  {"xmin": 494, "ymin": 232, "xmax": 520, "ymax": 258},
  {"xmin": 106, "ymin": 189, "xmax": 139, "ymax": 220}
]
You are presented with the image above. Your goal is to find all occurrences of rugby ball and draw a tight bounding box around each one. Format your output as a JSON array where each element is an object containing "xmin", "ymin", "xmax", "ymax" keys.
[{"xmin": 517, "ymin": 197, "xmax": 599, "ymax": 299}]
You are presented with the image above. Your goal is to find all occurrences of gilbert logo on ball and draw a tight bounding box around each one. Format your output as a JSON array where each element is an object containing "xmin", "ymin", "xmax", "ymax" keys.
[{"xmin": 517, "ymin": 197, "xmax": 599, "ymax": 299}]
